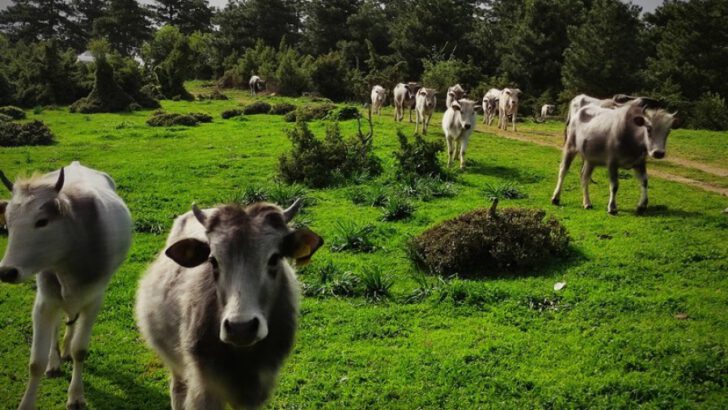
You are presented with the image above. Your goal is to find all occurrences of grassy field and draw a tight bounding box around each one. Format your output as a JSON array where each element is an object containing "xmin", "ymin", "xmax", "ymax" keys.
[{"xmin": 0, "ymin": 84, "xmax": 727, "ymax": 409}]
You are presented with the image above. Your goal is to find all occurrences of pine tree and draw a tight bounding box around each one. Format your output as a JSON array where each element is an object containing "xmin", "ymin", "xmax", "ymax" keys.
[
  {"xmin": 213, "ymin": 0, "xmax": 300, "ymax": 54},
  {"xmin": 150, "ymin": 0, "xmax": 213, "ymax": 34},
  {"xmin": 93, "ymin": 0, "xmax": 153, "ymax": 55},
  {"xmin": 0, "ymin": 0, "xmax": 79, "ymax": 48}
]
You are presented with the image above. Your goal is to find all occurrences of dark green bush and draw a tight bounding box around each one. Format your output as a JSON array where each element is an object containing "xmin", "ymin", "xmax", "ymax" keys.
[
  {"xmin": 284, "ymin": 111, "xmax": 297, "ymax": 122},
  {"xmin": 189, "ymin": 112, "xmax": 213, "ymax": 123},
  {"xmin": 70, "ymin": 56, "xmax": 135, "ymax": 113},
  {"xmin": 285, "ymin": 103, "xmax": 336, "ymax": 122},
  {"xmin": 330, "ymin": 221, "xmax": 377, "ymax": 253},
  {"xmin": 146, "ymin": 112, "xmax": 199, "ymax": 127},
  {"xmin": 310, "ymin": 52, "xmax": 351, "ymax": 101},
  {"xmin": 0, "ymin": 120, "xmax": 56, "ymax": 146},
  {"xmin": 278, "ymin": 122, "xmax": 381, "ymax": 188},
  {"xmin": 221, "ymin": 109, "xmax": 244, "ymax": 119},
  {"xmin": 0, "ymin": 113, "xmax": 12, "ymax": 122},
  {"xmin": 0, "ymin": 106, "xmax": 25, "ymax": 120},
  {"xmin": 685, "ymin": 93, "xmax": 728, "ymax": 131},
  {"xmin": 269, "ymin": 102, "xmax": 296, "ymax": 115},
  {"xmin": 330, "ymin": 106, "xmax": 359, "ymax": 121},
  {"xmin": 408, "ymin": 204, "xmax": 570, "ymax": 277},
  {"xmin": 357, "ymin": 266, "xmax": 394, "ymax": 301},
  {"xmin": 242, "ymin": 101, "xmax": 272, "ymax": 115},
  {"xmin": 381, "ymin": 197, "xmax": 415, "ymax": 221},
  {"xmin": 393, "ymin": 131, "xmax": 446, "ymax": 180}
]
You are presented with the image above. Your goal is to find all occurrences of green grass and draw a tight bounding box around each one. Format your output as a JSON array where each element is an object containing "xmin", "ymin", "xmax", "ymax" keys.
[{"xmin": 0, "ymin": 83, "xmax": 727, "ymax": 409}]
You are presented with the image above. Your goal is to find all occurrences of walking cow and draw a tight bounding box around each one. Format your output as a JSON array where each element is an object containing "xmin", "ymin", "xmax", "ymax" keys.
[
  {"xmin": 249, "ymin": 75, "xmax": 264, "ymax": 96},
  {"xmin": 482, "ymin": 88, "xmax": 501, "ymax": 125},
  {"xmin": 0, "ymin": 161, "xmax": 132, "ymax": 410},
  {"xmin": 498, "ymin": 88, "xmax": 521, "ymax": 131},
  {"xmin": 370, "ymin": 85, "xmax": 387, "ymax": 119},
  {"xmin": 415, "ymin": 88, "xmax": 437, "ymax": 134},
  {"xmin": 393, "ymin": 82, "xmax": 421, "ymax": 122},
  {"xmin": 551, "ymin": 104, "xmax": 677, "ymax": 214},
  {"xmin": 136, "ymin": 199, "xmax": 323, "ymax": 409},
  {"xmin": 442, "ymin": 99, "xmax": 480, "ymax": 169}
]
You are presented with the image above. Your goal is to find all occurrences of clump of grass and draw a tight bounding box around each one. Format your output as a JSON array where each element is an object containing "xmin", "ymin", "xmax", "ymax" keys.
[
  {"xmin": 147, "ymin": 112, "xmax": 199, "ymax": 127},
  {"xmin": 267, "ymin": 183, "xmax": 309, "ymax": 208},
  {"xmin": 242, "ymin": 101, "xmax": 272, "ymax": 115},
  {"xmin": 301, "ymin": 262, "xmax": 361, "ymax": 298},
  {"xmin": 482, "ymin": 181, "xmax": 527, "ymax": 199},
  {"xmin": 236, "ymin": 185, "xmax": 269, "ymax": 204},
  {"xmin": 330, "ymin": 221, "xmax": 376, "ymax": 253},
  {"xmin": 284, "ymin": 103, "xmax": 336, "ymax": 122},
  {"xmin": 381, "ymin": 196, "xmax": 415, "ymax": 221},
  {"xmin": 358, "ymin": 266, "xmax": 394, "ymax": 301},
  {"xmin": 221, "ymin": 109, "xmax": 243, "ymax": 119},
  {"xmin": 329, "ymin": 106, "xmax": 359, "ymax": 121},
  {"xmin": 189, "ymin": 112, "xmax": 213, "ymax": 123},
  {"xmin": 400, "ymin": 176, "xmax": 456, "ymax": 201},
  {"xmin": 269, "ymin": 102, "xmax": 296, "ymax": 115},
  {"xmin": 0, "ymin": 106, "xmax": 26, "ymax": 120},
  {"xmin": 348, "ymin": 185, "xmax": 388, "ymax": 207},
  {"xmin": 0, "ymin": 120, "xmax": 56, "ymax": 147},
  {"xmin": 133, "ymin": 219, "xmax": 166, "ymax": 235},
  {"xmin": 196, "ymin": 89, "xmax": 228, "ymax": 100}
]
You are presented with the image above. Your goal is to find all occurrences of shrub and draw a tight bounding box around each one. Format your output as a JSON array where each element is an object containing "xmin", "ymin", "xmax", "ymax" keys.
[
  {"xmin": 197, "ymin": 89, "xmax": 228, "ymax": 100},
  {"xmin": 482, "ymin": 181, "xmax": 528, "ymax": 199},
  {"xmin": 686, "ymin": 92, "xmax": 728, "ymax": 131},
  {"xmin": 221, "ymin": 109, "xmax": 244, "ymax": 119},
  {"xmin": 381, "ymin": 196, "xmax": 415, "ymax": 221},
  {"xmin": 0, "ymin": 106, "xmax": 25, "ymax": 120},
  {"xmin": 357, "ymin": 266, "xmax": 394, "ymax": 301},
  {"xmin": 242, "ymin": 101, "xmax": 272, "ymax": 115},
  {"xmin": 420, "ymin": 58, "xmax": 480, "ymax": 109},
  {"xmin": 393, "ymin": 131, "xmax": 445, "ymax": 180},
  {"xmin": 330, "ymin": 106, "xmax": 359, "ymax": 121},
  {"xmin": 310, "ymin": 52, "xmax": 351, "ymax": 101},
  {"xmin": 189, "ymin": 112, "xmax": 213, "ymax": 123},
  {"xmin": 269, "ymin": 102, "xmax": 296, "ymax": 115},
  {"xmin": 408, "ymin": 201, "xmax": 570, "ymax": 277},
  {"xmin": 70, "ymin": 54, "xmax": 135, "ymax": 113},
  {"xmin": 278, "ymin": 122, "xmax": 381, "ymax": 188},
  {"xmin": 0, "ymin": 120, "xmax": 56, "ymax": 146},
  {"xmin": 275, "ymin": 48, "xmax": 311, "ymax": 96},
  {"xmin": 285, "ymin": 103, "xmax": 336, "ymax": 123},
  {"xmin": 330, "ymin": 221, "xmax": 376, "ymax": 253},
  {"xmin": 0, "ymin": 113, "xmax": 12, "ymax": 122},
  {"xmin": 146, "ymin": 112, "xmax": 199, "ymax": 127}
]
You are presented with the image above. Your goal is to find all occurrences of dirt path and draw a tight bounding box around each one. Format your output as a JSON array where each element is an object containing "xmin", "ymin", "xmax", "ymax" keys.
[{"xmin": 476, "ymin": 125, "xmax": 728, "ymax": 197}]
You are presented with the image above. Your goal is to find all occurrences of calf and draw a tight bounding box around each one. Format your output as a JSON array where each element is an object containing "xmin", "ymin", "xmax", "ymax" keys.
[
  {"xmin": 442, "ymin": 99, "xmax": 480, "ymax": 169},
  {"xmin": 393, "ymin": 82, "xmax": 421, "ymax": 122},
  {"xmin": 445, "ymin": 84, "xmax": 466, "ymax": 109},
  {"xmin": 415, "ymin": 88, "xmax": 437, "ymax": 134},
  {"xmin": 370, "ymin": 85, "xmax": 387, "ymax": 119},
  {"xmin": 541, "ymin": 104, "xmax": 556, "ymax": 119},
  {"xmin": 551, "ymin": 104, "xmax": 677, "ymax": 214},
  {"xmin": 0, "ymin": 161, "xmax": 132, "ymax": 409},
  {"xmin": 249, "ymin": 75, "xmax": 264, "ymax": 96},
  {"xmin": 136, "ymin": 199, "xmax": 322, "ymax": 409},
  {"xmin": 498, "ymin": 88, "xmax": 521, "ymax": 131},
  {"xmin": 482, "ymin": 88, "xmax": 501, "ymax": 125}
]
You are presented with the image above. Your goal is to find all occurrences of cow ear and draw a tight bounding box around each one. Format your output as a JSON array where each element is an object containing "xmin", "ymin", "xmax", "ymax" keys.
[
  {"xmin": 165, "ymin": 238, "xmax": 211, "ymax": 268},
  {"xmin": 282, "ymin": 229, "xmax": 323, "ymax": 266},
  {"xmin": 633, "ymin": 116, "xmax": 646, "ymax": 127}
]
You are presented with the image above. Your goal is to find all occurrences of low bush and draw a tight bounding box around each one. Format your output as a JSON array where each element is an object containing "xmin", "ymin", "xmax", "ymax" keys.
[
  {"xmin": 221, "ymin": 109, "xmax": 243, "ymax": 119},
  {"xmin": 278, "ymin": 121, "xmax": 381, "ymax": 188},
  {"xmin": 0, "ymin": 113, "xmax": 12, "ymax": 122},
  {"xmin": 0, "ymin": 106, "xmax": 25, "ymax": 120},
  {"xmin": 284, "ymin": 103, "xmax": 336, "ymax": 123},
  {"xmin": 0, "ymin": 120, "xmax": 56, "ymax": 146},
  {"xmin": 330, "ymin": 221, "xmax": 377, "ymax": 253},
  {"xmin": 242, "ymin": 101, "xmax": 272, "ymax": 115},
  {"xmin": 393, "ymin": 131, "xmax": 446, "ymax": 180},
  {"xmin": 269, "ymin": 102, "xmax": 296, "ymax": 115},
  {"xmin": 189, "ymin": 112, "xmax": 213, "ymax": 123},
  {"xmin": 399, "ymin": 176, "xmax": 456, "ymax": 201},
  {"xmin": 408, "ymin": 201, "xmax": 570, "ymax": 277},
  {"xmin": 330, "ymin": 106, "xmax": 359, "ymax": 121},
  {"xmin": 381, "ymin": 196, "xmax": 415, "ymax": 221},
  {"xmin": 358, "ymin": 266, "xmax": 394, "ymax": 301},
  {"xmin": 146, "ymin": 112, "xmax": 199, "ymax": 127},
  {"xmin": 685, "ymin": 92, "xmax": 728, "ymax": 131},
  {"xmin": 70, "ymin": 55, "xmax": 135, "ymax": 113}
]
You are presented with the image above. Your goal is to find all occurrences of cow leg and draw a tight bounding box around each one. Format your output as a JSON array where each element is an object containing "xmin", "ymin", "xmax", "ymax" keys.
[
  {"xmin": 634, "ymin": 161, "xmax": 649, "ymax": 214},
  {"xmin": 445, "ymin": 137, "xmax": 454, "ymax": 168},
  {"xmin": 171, "ymin": 373, "xmax": 187, "ymax": 410},
  {"xmin": 61, "ymin": 320, "xmax": 76, "ymax": 361},
  {"xmin": 459, "ymin": 138, "xmax": 469, "ymax": 169},
  {"xmin": 66, "ymin": 296, "xmax": 103, "ymax": 409},
  {"xmin": 551, "ymin": 149, "xmax": 577, "ymax": 205},
  {"xmin": 425, "ymin": 113, "xmax": 431, "ymax": 134},
  {"xmin": 19, "ymin": 296, "xmax": 60, "ymax": 410},
  {"xmin": 607, "ymin": 163, "xmax": 619, "ymax": 215},
  {"xmin": 581, "ymin": 161, "xmax": 595, "ymax": 209},
  {"xmin": 415, "ymin": 110, "xmax": 421, "ymax": 133},
  {"xmin": 184, "ymin": 371, "xmax": 223, "ymax": 410},
  {"xmin": 512, "ymin": 112, "xmax": 517, "ymax": 132},
  {"xmin": 409, "ymin": 108, "xmax": 413, "ymax": 123},
  {"xmin": 45, "ymin": 315, "xmax": 62, "ymax": 377}
]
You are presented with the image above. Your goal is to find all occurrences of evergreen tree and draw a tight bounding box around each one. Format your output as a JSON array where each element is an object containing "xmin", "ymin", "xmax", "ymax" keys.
[
  {"xmin": 0, "ymin": 0, "xmax": 79, "ymax": 48},
  {"xmin": 150, "ymin": 0, "xmax": 213, "ymax": 34},
  {"xmin": 93, "ymin": 0, "xmax": 153, "ymax": 55},
  {"xmin": 213, "ymin": 0, "xmax": 299, "ymax": 55},
  {"xmin": 302, "ymin": 0, "xmax": 361, "ymax": 55},
  {"xmin": 72, "ymin": 0, "xmax": 106, "ymax": 45}
]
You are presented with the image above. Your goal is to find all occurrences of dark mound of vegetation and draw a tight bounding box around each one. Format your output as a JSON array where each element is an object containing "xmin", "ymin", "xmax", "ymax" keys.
[
  {"xmin": 242, "ymin": 101, "xmax": 272, "ymax": 115},
  {"xmin": 393, "ymin": 131, "xmax": 446, "ymax": 181},
  {"xmin": 330, "ymin": 106, "xmax": 359, "ymax": 121},
  {"xmin": 0, "ymin": 120, "xmax": 56, "ymax": 146},
  {"xmin": 0, "ymin": 113, "xmax": 13, "ymax": 122},
  {"xmin": 70, "ymin": 55, "xmax": 135, "ymax": 113},
  {"xmin": 0, "ymin": 106, "xmax": 25, "ymax": 120},
  {"xmin": 284, "ymin": 103, "xmax": 336, "ymax": 122},
  {"xmin": 269, "ymin": 102, "xmax": 296, "ymax": 115},
  {"xmin": 221, "ymin": 109, "xmax": 244, "ymax": 119},
  {"xmin": 197, "ymin": 89, "xmax": 228, "ymax": 100},
  {"xmin": 278, "ymin": 121, "xmax": 381, "ymax": 188},
  {"xmin": 408, "ymin": 201, "xmax": 569, "ymax": 277},
  {"xmin": 147, "ymin": 111, "xmax": 199, "ymax": 127},
  {"xmin": 189, "ymin": 112, "xmax": 213, "ymax": 123}
]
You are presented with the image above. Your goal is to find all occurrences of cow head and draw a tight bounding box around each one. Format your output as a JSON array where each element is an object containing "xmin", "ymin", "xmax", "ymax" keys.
[
  {"xmin": 0, "ymin": 168, "xmax": 70, "ymax": 284},
  {"xmin": 165, "ymin": 199, "xmax": 322, "ymax": 347},
  {"xmin": 631, "ymin": 107, "xmax": 676, "ymax": 159},
  {"xmin": 502, "ymin": 88, "xmax": 521, "ymax": 111},
  {"xmin": 418, "ymin": 88, "xmax": 437, "ymax": 109},
  {"xmin": 451, "ymin": 99, "xmax": 479, "ymax": 130}
]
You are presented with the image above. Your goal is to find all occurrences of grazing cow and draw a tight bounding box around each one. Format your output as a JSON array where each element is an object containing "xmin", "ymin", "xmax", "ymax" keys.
[
  {"xmin": 498, "ymin": 88, "xmax": 521, "ymax": 131},
  {"xmin": 136, "ymin": 199, "xmax": 322, "ymax": 410},
  {"xmin": 370, "ymin": 85, "xmax": 387, "ymax": 119},
  {"xmin": 415, "ymin": 88, "xmax": 437, "ymax": 134},
  {"xmin": 442, "ymin": 99, "xmax": 480, "ymax": 169},
  {"xmin": 482, "ymin": 88, "xmax": 501, "ymax": 125},
  {"xmin": 249, "ymin": 75, "xmax": 264, "ymax": 96},
  {"xmin": 0, "ymin": 161, "xmax": 132, "ymax": 410},
  {"xmin": 541, "ymin": 104, "xmax": 556, "ymax": 119},
  {"xmin": 551, "ymin": 104, "xmax": 677, "ymax": 214},
  {"xmin": 393, "ymin": 82, "xmax": 421, "ymax": 122},
  {"xmin": 445, "ymin": 84, "xmax": 466, "ymax": 109}
]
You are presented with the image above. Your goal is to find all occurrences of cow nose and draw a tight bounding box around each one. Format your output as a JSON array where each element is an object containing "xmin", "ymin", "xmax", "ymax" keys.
[
  {"xmin": 652, "ymin": 150, "xmax": 665, "ymax": 159},
  {"xmin": 0, "ymin": 267, "xmax": 19, "ymax": 283},
  {"xmin": 463, "ymin": 123, "xmax": 471, "ymax": 130},
  {"xmin": 223, "ymin": 317, "xmax": 260, "ymax": 345}
]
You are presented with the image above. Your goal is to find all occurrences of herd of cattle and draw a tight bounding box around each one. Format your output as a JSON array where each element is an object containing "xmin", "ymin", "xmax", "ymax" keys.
[{"xmin": 0, "ymin": 77, "xmax": 677, "ymax": 409}]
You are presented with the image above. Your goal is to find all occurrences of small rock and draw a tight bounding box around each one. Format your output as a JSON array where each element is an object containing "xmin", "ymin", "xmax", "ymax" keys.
[{"xmin": 554, "ymin": 282, "xmax": 566, "ymax": 291}]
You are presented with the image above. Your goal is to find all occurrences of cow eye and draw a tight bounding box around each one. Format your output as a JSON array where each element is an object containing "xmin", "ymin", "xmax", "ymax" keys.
[
  {"xmin": 209, "ymin": 257, "xmax": 219, "ymax": 280},
  {"xmin": 35, "ymin": 219, "xmax": 49, "ymax": 228},
  {"xmin": 268, "ymin": 253, "xmax": 281, "ymax": 267}
]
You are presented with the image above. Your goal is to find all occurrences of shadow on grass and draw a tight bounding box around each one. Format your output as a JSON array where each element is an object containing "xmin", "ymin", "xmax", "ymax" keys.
[
  {"xmin": 465, "ymin": 160, "xmax": 546, "ymax": 184},
  {"xmin": 637, "ymin": 204, "xmax": 705, "ymax": 218},
  {"xmin": 85, "ymin": 362, "xmax": 169, "ymax": 410}
]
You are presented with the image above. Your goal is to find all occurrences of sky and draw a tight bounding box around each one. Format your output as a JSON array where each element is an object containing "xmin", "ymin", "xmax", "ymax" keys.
[{"xmin": 0, "ymin": 0, "xmax": 664, "ymax": 13}]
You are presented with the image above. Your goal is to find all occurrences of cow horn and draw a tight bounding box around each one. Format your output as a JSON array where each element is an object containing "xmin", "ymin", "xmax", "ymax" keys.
[
  {"xmin": 192, "ymin": 203, "xmax": 207, "ymax": 226},
  {"xmin": 283, "ymin": 198, "xmax": 303, "ymax": 222},
  {"xmin": 54, "ymin": 167, "xmax": 65, "ymax": 192},
  {"xmin": 0, "ymin": 170, "xmax": 13, "ymax": 192}
]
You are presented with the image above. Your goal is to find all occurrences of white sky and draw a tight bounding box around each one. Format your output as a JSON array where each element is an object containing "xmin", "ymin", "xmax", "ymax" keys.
[{"xmin": 0, "ymin": 0, "xmax": 664, "ymax": 14}]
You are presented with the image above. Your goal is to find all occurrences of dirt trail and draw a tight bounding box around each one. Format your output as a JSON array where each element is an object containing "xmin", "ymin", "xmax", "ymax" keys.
[{"xmin": 476, "ymin": 125, "xmax": 728, "ymax": 197}]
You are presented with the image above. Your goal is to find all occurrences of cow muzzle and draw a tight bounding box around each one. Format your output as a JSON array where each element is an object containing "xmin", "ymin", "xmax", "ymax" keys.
[
  {"xmin": 650, "ymin": 150, "xmax": 665, "ymax": 159},
  {"xmin": 221, "ymin": 315, "xmax": 267, "ymax": 347},
  {"xmin": 0, "ymin": 266, "xmax": 19, "ymax": 284},
  {"xmin": 463, "ymin": 123, "xmax": 471, "ymax": 130}
]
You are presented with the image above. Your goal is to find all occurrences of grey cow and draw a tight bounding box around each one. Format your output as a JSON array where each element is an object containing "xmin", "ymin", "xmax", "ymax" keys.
[
  {"xmin": 551, "ymin": 104, "xmax": 677, "ymax": 214},
  {"xmin": 136, "ymin": 199, "xmax": 322, "ymax": 410}
]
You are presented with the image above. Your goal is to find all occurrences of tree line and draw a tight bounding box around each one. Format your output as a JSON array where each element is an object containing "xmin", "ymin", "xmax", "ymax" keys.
[{"xmin": 1, "ymin": 0, "xmax": 727, "ymax": 129}]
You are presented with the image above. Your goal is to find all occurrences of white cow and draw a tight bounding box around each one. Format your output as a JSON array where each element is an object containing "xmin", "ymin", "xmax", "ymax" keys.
[
  {"xmin": 446, "ymin": 84, "xmax": 466, "ymax": 109},
  {"xmin": 249, "ymin": 75, "xmax": 264, "ymax": 96},
  {"xmin": 482, "ymin": 88, "xmax": 501, "ymax": 125},
  {"xmin": 540, "ymin": 104, "xmax": 556, "ymax": 120},
  {"xmin": 370, "ymin": 85, "xmax": 387, "ymax": 119},
  {"xmin": 415, "ymin": 88, "xmax": 437, "ymax": 134},
  {"xmin": 393, "ymin": 82, "xmax": 421, "ymax": 122},
  {"xmin": 442, "ymin": 99, "xmax": 480, "ymax": 169},
  {"xmin": 0, "ymin": 161, "xmax": 132, "ymax": 409},
  {"xmin": 498, "ymin": 88, "xmax": 521, "ymax": 131}
]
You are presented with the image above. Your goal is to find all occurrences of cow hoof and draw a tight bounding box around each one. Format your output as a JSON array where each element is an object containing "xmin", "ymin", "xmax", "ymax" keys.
[
  {"xmin": 583, "ymin": 204, "xmax": 593, "ymax": 210},
  {"xmin": 636, "ymin": 206, "xmax": 647, "ymax": 215},
  {"xmin": 45, "ymin": 368, "xmax": 62, "ymax": 378},
  {"xmin": 67, "ymin": 398, "xmax": 87, "ymax": 410},
  {"xmin": 551, "ymin": 198, "xmax": 560, "ymax": 206},
  {"xmin": 608, "ymin": 209, "xmax": 618, "ymax": 215}
]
